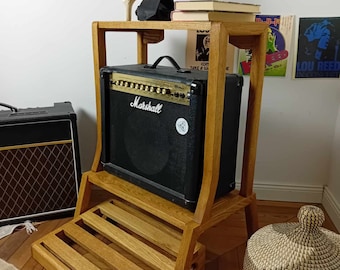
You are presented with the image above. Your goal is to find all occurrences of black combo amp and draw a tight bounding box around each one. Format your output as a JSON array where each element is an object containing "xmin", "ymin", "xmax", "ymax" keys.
[
  {"xmin": 0, "ymin": 102, "xmax": 81, "ymax": 225},
  {"xmin": 100, "ymin": 56, "xmax": 243, "ymax": 211}
]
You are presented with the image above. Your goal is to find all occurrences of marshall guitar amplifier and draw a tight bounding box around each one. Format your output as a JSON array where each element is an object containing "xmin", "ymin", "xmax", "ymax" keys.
[
  {"xmin": 100, "ymin": 56, "xmax": 243, "ymax": 211},
  {"xmin": 0, "ymin": 102, "xmax": 81, "ymax": 225}
]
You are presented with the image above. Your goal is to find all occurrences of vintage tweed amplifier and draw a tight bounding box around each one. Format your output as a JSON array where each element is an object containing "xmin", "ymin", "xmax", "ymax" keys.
[
  {"xmin": 100, "ymin": 56, "xmax": 243, "ymax": 210},
  {"xmin": 0, "ymin": 102, "xmax": 81, "ymax": 225}
]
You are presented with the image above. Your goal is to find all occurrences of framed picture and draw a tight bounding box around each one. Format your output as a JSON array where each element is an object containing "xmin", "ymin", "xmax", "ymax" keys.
[
  {"xmin": 185, "ymin": 30, "xmax": 235, "ymax": 73},
  {"xmin": 294, "ymin": 17, "xmax": 340, "ymax": 78},
  {"xmin": 238, "ymin": 15, "xmax": 295, "ymax": 76}
]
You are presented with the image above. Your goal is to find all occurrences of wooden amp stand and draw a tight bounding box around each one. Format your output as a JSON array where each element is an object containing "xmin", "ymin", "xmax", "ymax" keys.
[{"xmin": 32, "ymin": 20, "xmax": 267, "ymax": 270}]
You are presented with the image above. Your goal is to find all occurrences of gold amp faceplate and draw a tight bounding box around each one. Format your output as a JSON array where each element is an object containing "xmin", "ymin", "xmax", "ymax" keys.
[{"xmin": 110, "ymin": 73, "xmax": 191, "ymax": 106}]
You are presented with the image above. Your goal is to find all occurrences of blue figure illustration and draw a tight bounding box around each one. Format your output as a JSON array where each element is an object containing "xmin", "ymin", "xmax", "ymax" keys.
[{"xmin": 304, "ymin": 19, "xmax": 334, "ymax": 60}]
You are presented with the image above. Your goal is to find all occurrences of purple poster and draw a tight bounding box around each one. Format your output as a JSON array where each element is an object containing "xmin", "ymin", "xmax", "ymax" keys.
[{"xmin": 238, "ymin": 15, "xmax": 294, "ymax": 76}]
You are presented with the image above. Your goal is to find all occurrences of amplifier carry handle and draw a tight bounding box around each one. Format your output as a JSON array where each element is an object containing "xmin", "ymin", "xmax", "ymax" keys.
[
  {"xmin": 144, "ymin": 55, "xmax": 191, "ymax": 73},
  {"xmin": 0, "ymin": 102, "xmax": 18, "ymax": 112}
]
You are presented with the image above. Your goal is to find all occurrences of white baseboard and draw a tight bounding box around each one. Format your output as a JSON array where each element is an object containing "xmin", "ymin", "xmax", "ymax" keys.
[
  {"xmin": 235, "ymin": 182, "xmax": 339, "ymax": 231},
  {"xmin": 322, "ymin": 186, "xmax": 340, "ymax": 232},
  {"xmin": 236, "ymin": 182, "xmax": 324, "ymax": 203}
]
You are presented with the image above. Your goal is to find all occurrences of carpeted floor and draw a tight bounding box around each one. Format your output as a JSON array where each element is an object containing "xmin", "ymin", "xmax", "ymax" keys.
[{"xmin": 0, "ymin": 258, "xmax": 18, "ymax": 270}]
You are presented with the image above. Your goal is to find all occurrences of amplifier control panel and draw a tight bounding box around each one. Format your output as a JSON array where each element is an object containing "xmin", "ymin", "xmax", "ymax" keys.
[{"xmin": 110, "ymin": 73, "xmax": 194, "ymax": 106}]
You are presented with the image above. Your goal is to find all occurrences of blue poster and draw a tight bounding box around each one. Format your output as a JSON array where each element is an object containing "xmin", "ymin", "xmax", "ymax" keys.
[{"xmin": 295, "ymin": 17, "xmax": 340, "ymax": 78}]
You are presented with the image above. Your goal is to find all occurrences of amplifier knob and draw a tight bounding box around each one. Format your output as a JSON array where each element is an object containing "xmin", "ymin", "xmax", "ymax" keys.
[
  {"xmin": 162, "ymin": 88, "xmax": 170, "ymax": 95},
  {"xmin": 145, "ymin": 85, "xmax": 149, "ymax": 91},
  {"xmin": 180, "ymin": 93, "xmax": 186, "ymax": 98},
  {"xmin": 156, "ymin": 87, "xmax": 161, "ymax": 94},
  {"xmin": 119, "ymin": 81, "xmax": 124, "ymax": 86},
  {"xmin": 135, "ymin": 83, "xmax": 139, "ymax": 89},
  {"xmin": 140, "ymin": 85, "xmax": 145, "ymax": 90},
  {"xmin": 150, "ymin": 86, "xmax": 155, "ymax": 92},
  {"xmin": 124, "ymin": 81, "xmax": 129, "ymax": 87},
  {"xmin": 130, "ymin": 82, "xmax": 135, "ymax": 88}
]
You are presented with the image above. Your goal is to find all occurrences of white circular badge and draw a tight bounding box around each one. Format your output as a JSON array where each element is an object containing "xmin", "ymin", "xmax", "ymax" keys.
[{"xmin": 176, "ymin": 118, "xmax": 189, "ymax": 135}]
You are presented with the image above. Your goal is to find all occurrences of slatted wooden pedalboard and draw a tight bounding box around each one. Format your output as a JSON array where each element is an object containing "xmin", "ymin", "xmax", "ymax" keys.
[{"xmin": 32, "ymin": 198, "xmax": 205, "ymax": 270}]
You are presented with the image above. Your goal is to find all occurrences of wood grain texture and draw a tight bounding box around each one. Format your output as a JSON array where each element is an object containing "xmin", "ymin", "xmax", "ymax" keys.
[
  {"xmin": 64, "ymin": 20, "xmax": 268, "ymax": 270},
  {"xmin": 30, "ymin": 199, "xmax": 205, "ymax": 270},
  {"xmin": 1, "ymin": 194, "xmax": 337, "ymax": 270}
]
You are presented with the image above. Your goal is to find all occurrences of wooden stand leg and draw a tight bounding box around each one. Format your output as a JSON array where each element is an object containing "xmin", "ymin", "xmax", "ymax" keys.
[
  {"xmin": 74, "ymin": 172, "xmax": 93, "ymax": 216},
  {"xmin": 175, "ymin": 222, "xmax": 201, "ymax": 270},
  {"xmin": 244, "ymin": 197, "xmax": 259, "ymax": 238}
]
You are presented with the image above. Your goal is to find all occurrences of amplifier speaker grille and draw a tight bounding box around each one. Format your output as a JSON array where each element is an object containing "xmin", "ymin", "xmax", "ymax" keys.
[
  {"xmin": 0, "ymin": 143, "xmax": 77, "ymax": 220},
  {"xmin": 124, "ymin": 111, "xmax": 170, "ymax": 175}
]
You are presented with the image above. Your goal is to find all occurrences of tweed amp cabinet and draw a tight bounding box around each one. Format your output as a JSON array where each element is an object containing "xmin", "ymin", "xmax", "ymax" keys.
[
  {"xmin": 100, "ymin": 56, "xmax": 243, "ymax": 210},
  {"xmin": 0, "ymin": 102, "xmax": 81, "ymax": 225}
]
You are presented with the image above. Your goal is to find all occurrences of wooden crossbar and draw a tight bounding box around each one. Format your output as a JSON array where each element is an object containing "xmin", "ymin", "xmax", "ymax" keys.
[{"xmin": 32, "ymin": 200, "xmax": 205, "ymax": 270}]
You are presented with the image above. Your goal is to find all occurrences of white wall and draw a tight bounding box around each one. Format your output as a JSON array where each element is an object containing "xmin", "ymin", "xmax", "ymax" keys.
[
  {"xmin": 325, "ymin": 105, "xmax": 340, "ymax": 230},
  {"xmin": 0, "ymin": 0, "xmax": 186, "ymax": 170},
  {"xmin": 330, "ymin": 107, "xmax": 340, "ymax": 200},
  {"xmin": 246, "ymin": 0, "xmax": 340, "ymax": 230},
  {"xmin": 0, "ymin": 0, "xmax": 136, "ymax": 170},
  {"xmin": 1, "ymin": 0, "xmax": 339, "ymax": 227}
]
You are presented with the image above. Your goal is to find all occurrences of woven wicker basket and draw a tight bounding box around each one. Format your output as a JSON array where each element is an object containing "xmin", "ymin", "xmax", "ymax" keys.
[{"xmin": 243, "ymin": 205, "xmax": 340, "ymax": 269}]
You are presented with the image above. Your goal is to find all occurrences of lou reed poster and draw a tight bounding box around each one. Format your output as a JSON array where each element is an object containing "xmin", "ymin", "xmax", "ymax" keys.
[{"xmin": 294, "ymin": 17, "xmax": 340, "ymax": 78}]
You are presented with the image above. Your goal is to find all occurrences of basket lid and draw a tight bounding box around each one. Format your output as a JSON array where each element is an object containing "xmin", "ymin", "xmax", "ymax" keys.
[{"xmin": 243, "ymin": 205, "xmax": 340, "ymax": 269}]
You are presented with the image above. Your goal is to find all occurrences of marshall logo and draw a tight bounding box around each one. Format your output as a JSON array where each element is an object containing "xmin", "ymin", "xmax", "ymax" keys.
[{"xmin": 130, "ymin": 96, "xmax": 163, "ymax": 114}]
